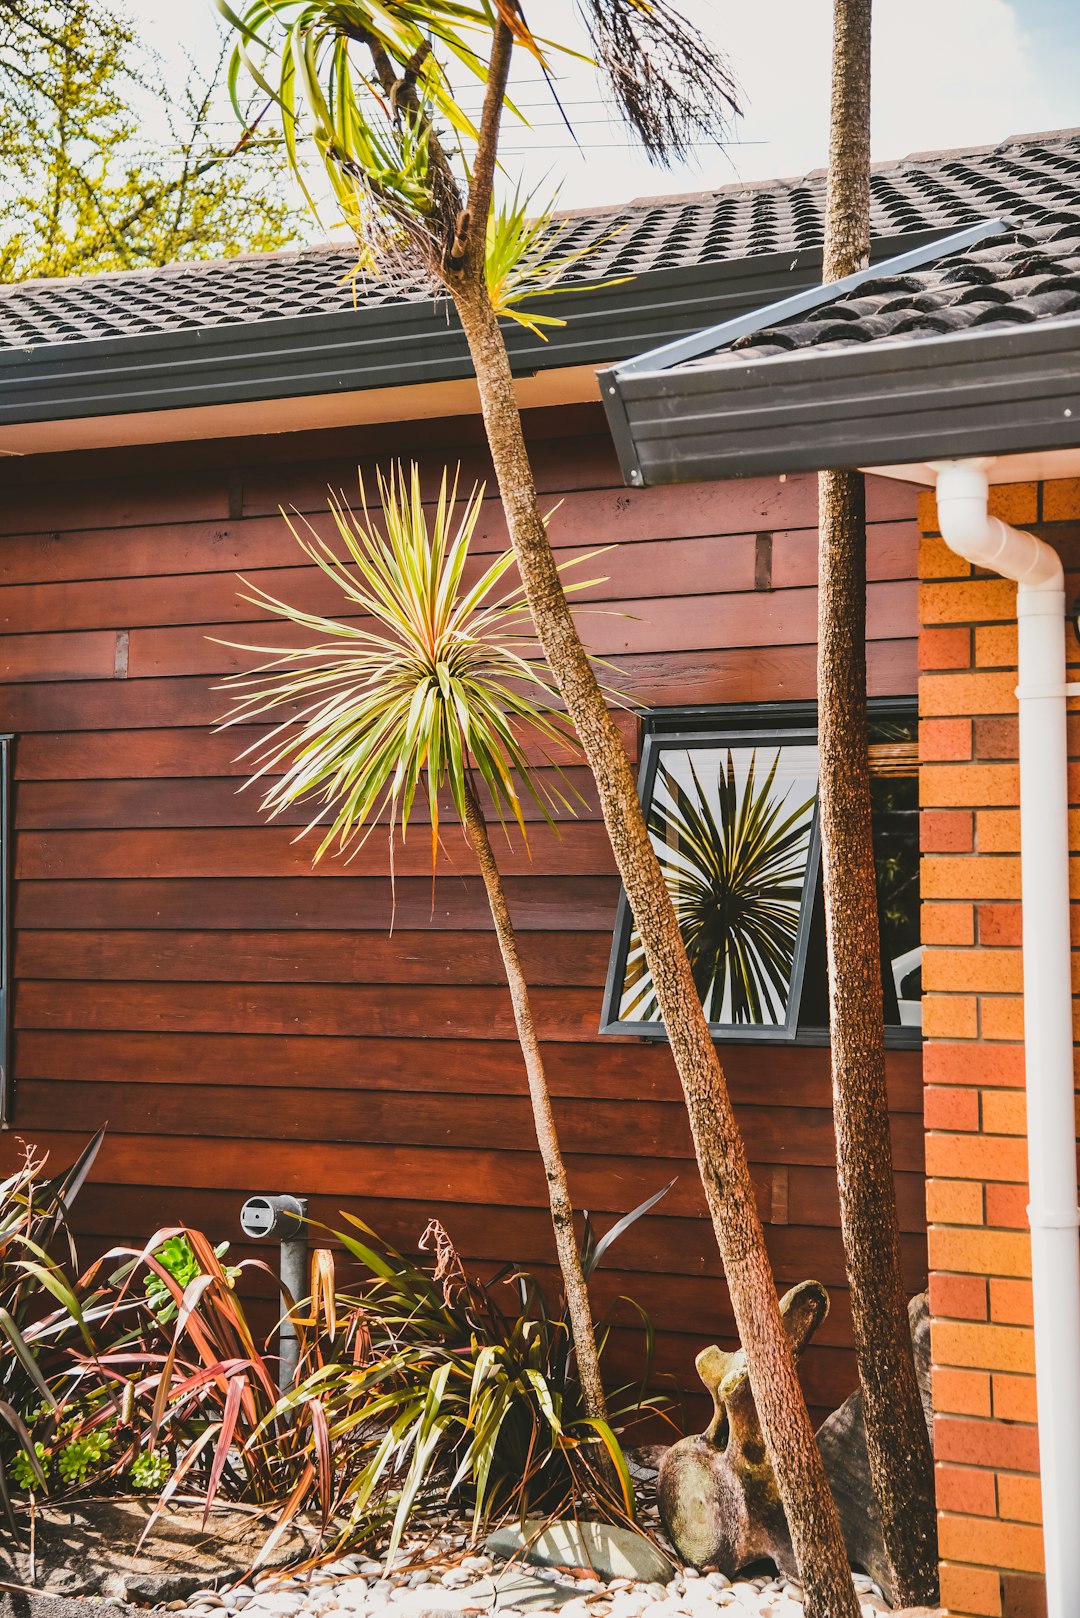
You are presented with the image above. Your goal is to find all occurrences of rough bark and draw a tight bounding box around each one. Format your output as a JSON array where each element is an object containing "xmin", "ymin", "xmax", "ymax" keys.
[
  {"xmin": 460, "ymin": 777, "xmax": 611, "ymax": 1444},
  {"xmin": 818, "ymin": 2, "xmax": 939, "ymax": 1605},
  {"xmin": 449, "ymin": 270, "xmax": 860, "ymax": 1618}
]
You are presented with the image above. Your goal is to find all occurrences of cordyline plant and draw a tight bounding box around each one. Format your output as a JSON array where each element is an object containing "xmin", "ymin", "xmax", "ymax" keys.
[
  {"xmin": 217, "ymin": 462, "xmax": 624, "ymax": 1494},
  {"xmin": 623, "ymin": 750, "xmax": 817, "ymax": 1026},
  {"xmin": 216, "ymin": 4, "xmax": 859, "ymax": 1611}
]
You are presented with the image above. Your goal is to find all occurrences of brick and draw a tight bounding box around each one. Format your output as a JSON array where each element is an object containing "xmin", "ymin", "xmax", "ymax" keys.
[
  {"xmin": 975, "ymin": 622, "xmax": 1019, "ymax": 667},
  {"xmin": 976, "ymin": 714, "xmax": 1019, "ymax": 758},
  {"xmin": 939, "ymin": 1513, "xmax": 1044, "ymax": 1574},
  {"xmin": 982, "ymin": 1090, "xmax": 1027, "ymax": 1136},
  {"xmin": 988, "ymin": 482, "xmax": 1040, "ymax": 525},
  {"xmin": 978, "ymin": 809, "xmax": 1021, "ymax": 852},
  {"xmin": 926, "ymin": 1131, "xmax": 1027, "ymax": 1184},
  {"xmin": 920, "ymin": 530, "xmax": 968, "ymax": 577},
  {"xmin": 921, "ymin": 761, "xmax": 1018, "ymax": 806},
  {"xmin": 936, "ymin": 1414, "xmax": 1040, "ymax": 1470},
  {"xmin": 926, "ymin": 1084, "xmax": 981, "ymax": 1131},
  {"xmin": 933, "ymin": 1320, "xmax": 1035, "ymax": 1374},
  {"xmin": 918, "ymin": 489, "xmax": 940, "ymax": 534},
  {"xmin": 997, "ymin": 1471, "xmax": 1043, "ymax": 1524},
  {"xmin": 922, "ymin": 808, "xmax": 974, "ymax": 851},
  {"xmin": 1000, "ymin": 1570, "xmax": 1047, "ymax": 1618},
  {"xmin": 932, "ymin": 1366, "xmax": 993, "ymax": 1416},
  {"xmin": 1042, "ymin": 476, "xmax": 1080, "ymax": 522},
  {"xmin": 978, "ymin": 807, "xmax": 1080, "ymax": 855},
  {"xmin": 929, "ymin": 1227, "xmax": 1032, "ymax": 1280},
  {"xmin": 920, "ymin": 716, "xmax": 973, "ymax": 760},
  {"xmin": 925, "ymin": 1043, "xmax": 1025, "ymax": 1088},
  {"xmin": 920, "ymin": 670, "xmax": 1019, "ymax": 717},
  {"xmin": 978, "ymin": 903, "xmax": 1022, "ymax": 946},
  {"xmin": 990, "ymin": 1278, "xmax": 1034, "ymax": 1326},
  {"xmin": 927, "ymin": 1176, "xmax": 985, "ymax": 1224},
  {"xmin": 930, "ymin": 1271, "xmax": 988, "ymax": 1319},
  {"xmin": 937, "ymin": 1460, "xmax": 997, "ymax": 1515},
  {"xmin": 922, "ymin": 855, "xmax": 1021, "ymax": 900},
  {"xmin": 981, "ymin": 996, "xmax": 1026, "ymax": 1041},
  {"xmin": 986, "ymin": 1183, "xmax": 1031, "ymax": 1228},
  {"xmin": 923, "ymin": 947, "xmax": 1022, "ymax": 994},
  {"xmin": 993, "ymin": 1372, "xmax": 1039, "ymax": 1423},
  {"xmin": 921, "ymin": 579, "xmax": 1018, "ymax": 628},
  {"xmin": 923, "ymin": 901, "xmax": 975, "ymax": 945},
  {"xmin": 924, "ymin": 993, "xmax": 979, "ymax": 1038},
  {"xmin": 939, "ymin": 1561, "xmax": 1002, "ymax": 1617},
  {"xmin": 921, "ymin": 625, "xmax": 973, "ymax": 669}
]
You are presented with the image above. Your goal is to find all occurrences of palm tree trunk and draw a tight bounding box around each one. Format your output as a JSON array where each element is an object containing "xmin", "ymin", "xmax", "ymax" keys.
[
  {"xmin": 460, "ymin": 779, "xmax": 612, "ymax": 1445},
  {"xmin": 451, "ymin": 277, "xmax": 860, "ymax": 1618},
  {"xmin": 818, "ymin": 1, "xmax": 939, "ymax": 1606}
]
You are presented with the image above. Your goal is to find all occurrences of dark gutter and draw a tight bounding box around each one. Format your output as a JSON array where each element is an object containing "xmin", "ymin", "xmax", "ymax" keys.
[
  {"xmin": 0, "ymin": 229, "xmax": 957, "ymax": 428},
  {"xmin": 599, "ymin": 220, "xmax": 1036, "ymax": 485},
  {"xmin": 608, "ymin": 312, "xmax": 1080, "ymax": 485}
]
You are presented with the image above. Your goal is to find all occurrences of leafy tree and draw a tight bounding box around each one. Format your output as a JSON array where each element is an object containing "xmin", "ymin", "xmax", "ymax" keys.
[
  {"xmin": 0, "ymin": 0, "xmax": 300, "ymax": 282},
  {"xmin": 218, "ymin": 5, "xmax": 860, "ymax": 1613},
  {"xmin": 218, "ymin": 467, "xmax": 621, "ymax": 1488},
  {"xmin": 815, "ymin": 0, "xmax": 938, "ymax": 1604}
]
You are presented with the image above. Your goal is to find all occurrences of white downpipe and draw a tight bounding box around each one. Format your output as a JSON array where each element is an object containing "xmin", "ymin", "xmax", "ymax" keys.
[{"xmin": 933, "ymin": 458, "xmax": 1080, "ymax": 1618}]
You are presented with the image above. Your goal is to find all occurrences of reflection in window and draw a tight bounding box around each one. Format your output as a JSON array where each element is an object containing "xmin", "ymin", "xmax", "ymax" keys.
[
  {"xmin": 620, "ymin": 744, "xmax": 819, "ymax": 1035},
  {"xmin": 602, "ymin": 704, "xmax": 921, "ymax": 1046}
]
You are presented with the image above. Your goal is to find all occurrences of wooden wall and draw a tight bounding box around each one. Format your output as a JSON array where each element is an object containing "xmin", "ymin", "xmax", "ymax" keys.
[{"xmin": 0, "ymin": 401, "xmax": 924, "ymax": 1426}]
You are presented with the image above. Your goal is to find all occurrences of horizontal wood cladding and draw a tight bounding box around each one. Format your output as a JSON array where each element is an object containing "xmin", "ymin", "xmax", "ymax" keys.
[{"xmin": 0, "ymin": 405, "xmax": 924, "ymax": 1402}]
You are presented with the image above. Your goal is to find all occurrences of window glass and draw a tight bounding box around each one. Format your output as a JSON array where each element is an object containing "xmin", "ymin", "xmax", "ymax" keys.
[{"xmin": 602, "ymin": 705, "xmax": 920, "ymax": 1046}]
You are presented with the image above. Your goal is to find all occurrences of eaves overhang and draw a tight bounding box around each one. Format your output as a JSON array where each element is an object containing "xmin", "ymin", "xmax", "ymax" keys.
[
  {"xmin": 0, "ymin": 229, "xmax": 955, "ymax": 432},
  {"xmin": 599, "ymin": 219, "xmax": 1080, "ymax": 486},
  {"xmin": 603, "ymin": 315, "xmax": 1080, "ymax": 486}
]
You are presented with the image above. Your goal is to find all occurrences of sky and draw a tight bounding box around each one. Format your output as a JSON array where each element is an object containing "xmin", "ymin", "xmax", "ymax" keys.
[{"xmin": 121, "ymin": 0, "xmax": 1080, "ymax": 220}]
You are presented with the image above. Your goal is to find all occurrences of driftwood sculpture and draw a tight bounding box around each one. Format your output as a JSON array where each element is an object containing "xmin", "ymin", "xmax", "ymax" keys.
[{"xmin": 658, "ymin": 1286, "xmax": 932, "ymax": 1605}]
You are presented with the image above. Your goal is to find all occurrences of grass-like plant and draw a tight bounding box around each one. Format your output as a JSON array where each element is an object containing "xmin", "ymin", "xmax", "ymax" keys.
[
  {"xmin": 622, "ymin": 750, "xmax": 815, "ymax": 1026},
  {"xmin": 217, "ymin": 462, "xmax": 620, "ymax": 1485},
  {"xmin": 0, "ymin": 1133, "xmax": 103, "ymax": 1515}
]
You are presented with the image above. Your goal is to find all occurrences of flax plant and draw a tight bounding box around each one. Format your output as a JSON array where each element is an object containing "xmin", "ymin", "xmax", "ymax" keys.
[{"xmin": 217, "ymin": 463, "xmax": 620, "ymax": 1477}]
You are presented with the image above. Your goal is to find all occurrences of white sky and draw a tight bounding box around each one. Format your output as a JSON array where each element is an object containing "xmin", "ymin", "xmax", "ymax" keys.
[{"xmin": 121, "ymin": 0, "xmax": 1080, "ymax": 220}]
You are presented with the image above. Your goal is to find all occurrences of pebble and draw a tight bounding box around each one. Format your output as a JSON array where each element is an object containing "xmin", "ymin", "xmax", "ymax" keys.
[{"xmin": 160, "ymin": 1503, "xmax": 902, "ymax": 1618}]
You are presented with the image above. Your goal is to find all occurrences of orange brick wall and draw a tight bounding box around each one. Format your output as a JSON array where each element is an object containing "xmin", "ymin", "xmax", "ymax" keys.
[{"xmin": 919, "ymin": 478, "xmax": 1080, "ymax": 1618}]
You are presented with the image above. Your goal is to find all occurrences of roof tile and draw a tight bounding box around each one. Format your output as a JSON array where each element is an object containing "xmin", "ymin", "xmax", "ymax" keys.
[{"xmin": 4, "ymin": 129, "xmax": 1080, "ymax": 352}]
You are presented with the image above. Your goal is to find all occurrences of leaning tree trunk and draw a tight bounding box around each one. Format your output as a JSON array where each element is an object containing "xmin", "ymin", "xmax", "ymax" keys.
[
  {"xmin": 460, "ymin": 778, "xmax": 612, "ymax": 1450},
  {"xmin": 450, "ymin": 267, "xmax": 860, "ymax": 1618},
  {"xmin": 817, "ymin": 0, "xmax": 939, "ymax": 1605}
]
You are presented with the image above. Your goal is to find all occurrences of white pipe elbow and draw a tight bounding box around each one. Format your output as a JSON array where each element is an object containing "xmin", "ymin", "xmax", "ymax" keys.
[{"xmin": 932, "ymin": 458, "xmax": 1063, "ymax": 590}]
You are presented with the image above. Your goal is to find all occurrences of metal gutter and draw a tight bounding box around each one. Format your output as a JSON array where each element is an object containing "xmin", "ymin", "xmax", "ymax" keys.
[
  {"xmin": 597, "ymin": 219, "xmax": 1074, "ymax": 487},
  {"xmin": 0, "ymin": 230, "xmax": 956, "ymax": 429},
  {"xmin": 605, "ymin": 313, "xmax": 1080, "ymax": 486}
]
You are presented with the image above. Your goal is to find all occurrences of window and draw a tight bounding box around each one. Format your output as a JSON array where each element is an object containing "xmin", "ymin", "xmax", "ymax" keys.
[{"xmin": 600, "ymin": 701, "xmax": 920, "ymax": 1047}]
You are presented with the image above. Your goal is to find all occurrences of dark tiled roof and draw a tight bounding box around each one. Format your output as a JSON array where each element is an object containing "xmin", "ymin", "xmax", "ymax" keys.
[
  {"xmin": 3, "ymin": 128, "xmax": 1080, "ymax": 352},
  {"xmin": 719, "ymin": 217, "xmax": 1080, "ymax": 362}
]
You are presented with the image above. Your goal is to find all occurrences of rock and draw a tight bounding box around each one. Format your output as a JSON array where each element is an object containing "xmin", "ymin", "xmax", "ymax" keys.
[
  {"xmin": 484, "ymin": 1523, "xmax": 675, "ymax": 1587},
  {"xmin": 658, "ymin": 1282, "xmax": 828, "ymax": 1578}
]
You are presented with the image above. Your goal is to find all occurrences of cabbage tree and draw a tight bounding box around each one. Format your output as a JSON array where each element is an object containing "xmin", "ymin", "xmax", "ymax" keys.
[
  {"xmin": 218, "ymin": 465, "xmax": 622, "ymax": 1483},
  {"xmin": 215, "ymin": 6, "xmax": 858, "ymax": 1610}
]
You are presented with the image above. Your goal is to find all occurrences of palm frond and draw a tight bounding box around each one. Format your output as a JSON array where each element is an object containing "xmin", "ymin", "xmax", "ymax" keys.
[
  {"xmin": 217, "ymin": 463, "xmax": 600, "ymax": 867},
  {"xmin": 575, "ymin": 0, "xmax": 741, "ymax": 162},
  {"xmin": 621, "ymin": 748, "xmax": 816, "ymax": 1026}
]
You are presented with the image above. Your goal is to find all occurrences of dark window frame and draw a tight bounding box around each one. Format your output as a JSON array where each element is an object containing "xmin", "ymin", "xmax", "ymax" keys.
[{"xmin": 599, "ymin": 698, "xmax": 921, "ymax": 1050}]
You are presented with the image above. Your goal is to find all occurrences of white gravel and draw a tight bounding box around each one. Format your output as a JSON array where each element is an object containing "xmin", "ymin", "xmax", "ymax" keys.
[{"xmin": 165, "ymin": 1531, "xmax": 892, "ymax": 1618}]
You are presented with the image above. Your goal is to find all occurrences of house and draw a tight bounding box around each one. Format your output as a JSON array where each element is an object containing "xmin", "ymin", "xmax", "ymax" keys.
[
  {"xmin": 1, "ymin": 126, "xmax": 1078, "ymax": 1611},
  {"xmin": 602, "ymin": 132, "xmax": 1080, "ymax": 1618}
]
